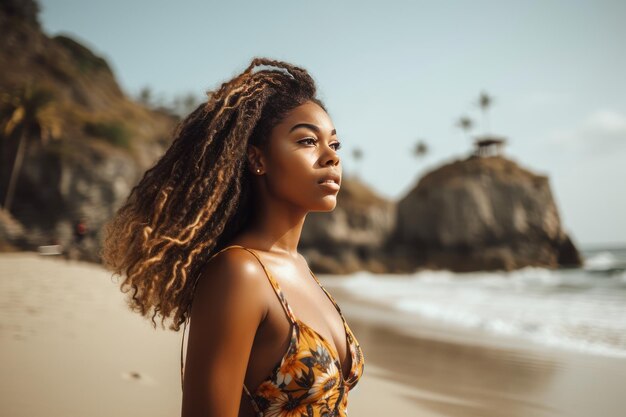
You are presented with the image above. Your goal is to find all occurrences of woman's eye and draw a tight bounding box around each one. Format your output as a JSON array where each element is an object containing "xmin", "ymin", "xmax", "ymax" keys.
[{"xmin": 299, "ymin": 138, "xmax": 342, "ymax": 151}]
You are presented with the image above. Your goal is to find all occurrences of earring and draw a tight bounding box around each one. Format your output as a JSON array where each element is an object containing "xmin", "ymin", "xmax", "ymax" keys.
[{"xmin": 256, "ymin": 169, "xmax": 261, "ymax": 173}]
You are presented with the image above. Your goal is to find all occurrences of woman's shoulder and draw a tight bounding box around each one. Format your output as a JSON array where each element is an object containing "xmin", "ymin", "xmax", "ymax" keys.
[
  {"xmin": 200, "ymin": 244, "xmax": 267, "ymax": 288},
  {"xmin": 192, "ymin": 243, "xmax": 270, "ymax": 317}
]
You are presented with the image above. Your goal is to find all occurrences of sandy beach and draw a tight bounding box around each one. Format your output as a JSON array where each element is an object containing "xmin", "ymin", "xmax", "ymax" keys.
[{"xmin": 1, "ymin": 252, "xmax": 624, "ymax": 417}]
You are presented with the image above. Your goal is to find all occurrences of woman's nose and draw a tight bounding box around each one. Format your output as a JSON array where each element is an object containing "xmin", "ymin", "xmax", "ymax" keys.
[{"xmin": 323, "ymin": 148, "xmax": 340, "ymax": 166}]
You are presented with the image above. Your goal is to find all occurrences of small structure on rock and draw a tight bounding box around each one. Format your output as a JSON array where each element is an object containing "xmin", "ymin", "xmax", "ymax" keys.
[{"xmin": 473, "ymin": 135, "xmax": 507, "ymax": 157}]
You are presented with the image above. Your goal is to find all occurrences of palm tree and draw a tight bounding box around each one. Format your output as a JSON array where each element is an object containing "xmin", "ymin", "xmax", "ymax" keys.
[
  {"xmin": 455, "ymin": 115, "xmax": 474, "ymax": 143},
  {"xmin": 182, "ymin": 93, "xmax": 199, "ymax": 115},
  {"xmin": 413, "ymin": 139, "xmax": 428, "ymax": 159},
  {"xmin": 170, "ymin": 92, "xmax": 201, "ymax": 118},
  {"xmin": 351, "ymin": 147, "xmax": 363, "ymax": 179},
  {"xmin": 476, "ymin": 91, "xmax": 494, "ymax": 135},
  {"xmin": 138, "ymin": 86, "xmax": 153, "ymax": 106},
  {"xmin": 0, "ymin": 84, "xmax": 59, "ymax": 212}
]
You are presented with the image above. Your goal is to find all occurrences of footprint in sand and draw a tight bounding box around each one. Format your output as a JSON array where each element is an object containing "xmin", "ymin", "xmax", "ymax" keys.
[{"xmin": 121, "ymin": 371, "xmax": 157, "ymax": 386}]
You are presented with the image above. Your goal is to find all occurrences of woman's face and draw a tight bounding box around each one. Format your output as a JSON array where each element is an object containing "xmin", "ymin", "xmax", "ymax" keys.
[{"xmin": 250, "ymin": 100, "xmax": 342, "ymax": 212}]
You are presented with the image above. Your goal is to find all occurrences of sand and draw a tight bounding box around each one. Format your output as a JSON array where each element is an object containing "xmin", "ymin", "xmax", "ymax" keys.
[{"xmin": 0, "ymin": 252, "xmax": 624, "ymax": 417}]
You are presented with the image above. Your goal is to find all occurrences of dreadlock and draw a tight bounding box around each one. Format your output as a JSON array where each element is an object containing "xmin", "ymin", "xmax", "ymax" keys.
[{"xmin": 100, "ymin": 57, "xmax": 326, "ymax": 331}]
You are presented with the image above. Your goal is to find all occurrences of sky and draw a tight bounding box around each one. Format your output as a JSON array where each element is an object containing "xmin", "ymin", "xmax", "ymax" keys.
[{"xmin": 37, "ymin": 0, "xmax": 626, "ymax": 247}]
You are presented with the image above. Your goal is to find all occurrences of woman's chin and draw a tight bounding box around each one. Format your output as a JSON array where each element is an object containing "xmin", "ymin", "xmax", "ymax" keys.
[{"xmin": 311, "ymin": 197, "xmax": 337, "ymax": 211}]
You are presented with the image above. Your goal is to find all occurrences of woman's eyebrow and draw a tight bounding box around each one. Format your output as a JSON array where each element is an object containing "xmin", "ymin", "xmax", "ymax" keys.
[{"xmin": 289, "ymin": 123, "xmax": 337, "ymax": 136}]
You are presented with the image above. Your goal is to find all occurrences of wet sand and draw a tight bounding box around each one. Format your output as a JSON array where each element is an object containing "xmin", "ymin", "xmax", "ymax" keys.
[
  {"xmin": 327, "ymin": 285, "xmax": 626, "ymax": 417},
  {"xmin": 0, "ymin": 252, "xmax": 624, "ymax": 417}
]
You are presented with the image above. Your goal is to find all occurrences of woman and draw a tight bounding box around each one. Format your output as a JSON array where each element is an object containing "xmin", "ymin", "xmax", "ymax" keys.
[{"xmin": 101, "ymin": 57, "xmax": 365, "ymax": 417}]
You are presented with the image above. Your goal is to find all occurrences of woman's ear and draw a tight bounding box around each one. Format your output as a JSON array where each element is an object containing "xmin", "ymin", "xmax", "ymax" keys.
[{"xmin": 247, "ymin": 145, "xmax": 264, "ymax": 174}]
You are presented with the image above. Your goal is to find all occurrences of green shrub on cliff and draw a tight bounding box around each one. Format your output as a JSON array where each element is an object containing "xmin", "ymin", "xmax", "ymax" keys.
[{"xmin": 83, "ymin": 121, "xmax": 131, "ymax": 149}]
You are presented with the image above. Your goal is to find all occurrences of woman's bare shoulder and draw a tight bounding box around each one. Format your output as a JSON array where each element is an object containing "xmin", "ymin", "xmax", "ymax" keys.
[
  {"xmin": 203, "ymin": 245, "xmax": 263, "ymax": 276},
  {"xmin": 192, "ymin": 246, "xmax": 269, "ymax": 322}
]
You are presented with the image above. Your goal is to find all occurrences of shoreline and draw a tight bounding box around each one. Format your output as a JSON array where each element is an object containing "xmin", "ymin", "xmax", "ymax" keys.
[{"xmin": 324, "ymin": 281, "xmax": 626, "ymax": 417}]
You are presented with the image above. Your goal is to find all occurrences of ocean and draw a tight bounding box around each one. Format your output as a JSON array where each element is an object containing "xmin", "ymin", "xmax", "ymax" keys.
[{"xmin": 325, "ymin": 245, "xmax": 626, "ymax": 358}]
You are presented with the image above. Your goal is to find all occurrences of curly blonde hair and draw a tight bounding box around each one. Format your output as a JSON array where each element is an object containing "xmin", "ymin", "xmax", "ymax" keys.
[{"xmin": 100, "ymin": 57, "xmax": 326, "ymax": 331}]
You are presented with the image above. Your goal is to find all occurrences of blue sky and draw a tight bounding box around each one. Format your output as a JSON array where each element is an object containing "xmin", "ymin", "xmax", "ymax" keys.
[{"xmin": 38, "ymin": 0, "xmax": 626, "ymax": 247}]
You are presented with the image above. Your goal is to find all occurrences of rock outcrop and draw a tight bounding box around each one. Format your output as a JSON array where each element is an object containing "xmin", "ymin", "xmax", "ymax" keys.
[
  {"xmin": 300, "ymin": 176, "xmax": 396, "ymax": 273},
  {"xmin": 390, "ymin": 155, "xmax": 582, "ymax": 272},
  {"xmin": 0, "ymin": 2, "xmax": 177, "ymax": 260}
]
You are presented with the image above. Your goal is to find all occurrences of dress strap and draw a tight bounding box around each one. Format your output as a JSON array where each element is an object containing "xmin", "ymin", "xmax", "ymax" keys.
[
  {"xmin": 307, "ymin": 267, "xmax": 347, "ymax": 324},
  {"xmin": 233, "ymin": 246, "xmax": 298, "ymax": 326},
  {"xmin": 180, "ymin": 318, "xmax": 187, "ymax": 392},
  {"xmin": 243, "ymin": 384, "xmax": 263, "ymax": 417}
]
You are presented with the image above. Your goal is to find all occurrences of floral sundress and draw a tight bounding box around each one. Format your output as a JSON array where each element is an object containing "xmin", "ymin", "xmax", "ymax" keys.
[{"xmin": 202, "ymin": 244, "xmax": 365, "ymax": 417}]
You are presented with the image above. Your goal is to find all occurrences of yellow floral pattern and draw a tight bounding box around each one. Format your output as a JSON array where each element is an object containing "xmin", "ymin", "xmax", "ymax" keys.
[{"xmin": 214, "ymin": 245, "xmax": 365, "ymax": 417}]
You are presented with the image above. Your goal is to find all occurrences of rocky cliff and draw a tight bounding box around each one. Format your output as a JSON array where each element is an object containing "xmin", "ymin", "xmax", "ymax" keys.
[
  {"xmin": 0, "ymin": 1, "xmax": 177, "ymax": 260},
  {"xmin": 389, "ymin": 155, "xmax": 581, "ymax": 272}
]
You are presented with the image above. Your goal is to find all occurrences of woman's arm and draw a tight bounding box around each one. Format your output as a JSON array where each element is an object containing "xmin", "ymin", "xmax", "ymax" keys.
[{"xmin": 181, "ymin": 249, "xmax": 268, "ymax": 417}]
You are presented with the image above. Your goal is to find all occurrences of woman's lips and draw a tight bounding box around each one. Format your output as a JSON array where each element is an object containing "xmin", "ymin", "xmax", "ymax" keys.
[{"xmin": 318, "ymin": 181, "xmax": 340, "ymax": 191}]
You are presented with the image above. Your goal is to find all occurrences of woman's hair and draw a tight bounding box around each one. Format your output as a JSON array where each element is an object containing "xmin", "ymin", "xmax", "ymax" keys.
[{"xmin": 100, "ymin": 57, "xmax": 326, "ymax": 331}]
